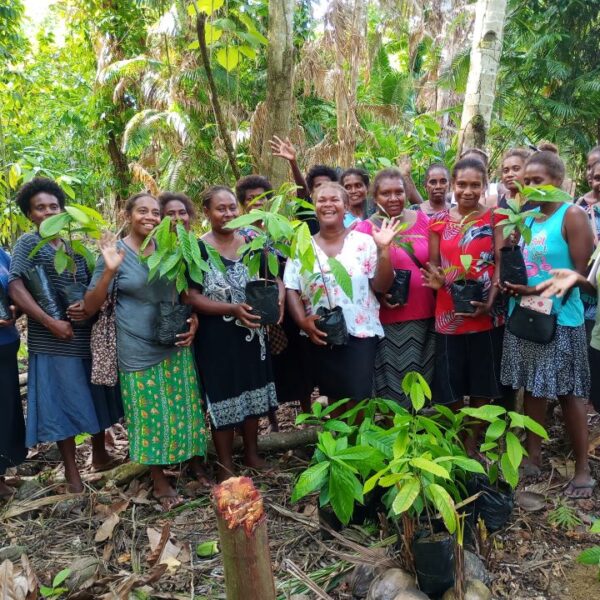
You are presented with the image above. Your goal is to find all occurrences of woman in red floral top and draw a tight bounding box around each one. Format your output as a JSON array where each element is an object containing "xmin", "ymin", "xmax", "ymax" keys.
[{"xmin": 422, "ymin": 157, "xmax": 503, "ymax": 451}]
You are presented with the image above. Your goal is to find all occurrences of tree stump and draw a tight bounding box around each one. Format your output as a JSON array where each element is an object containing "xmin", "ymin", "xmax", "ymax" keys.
[{"xmin": 213, "ymin": 477, "xmax": 276, "ymax": 600}]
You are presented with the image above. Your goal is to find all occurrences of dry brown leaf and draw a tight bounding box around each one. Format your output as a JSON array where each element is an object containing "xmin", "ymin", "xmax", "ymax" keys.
[
  {"xmin": 95, "ymin": 513, "xmax": 120, "ymax": 543},
  {"xmin": 516, "ymin": 491, "xmax": 546, "ymax": 512},
  {"xmin": 19, "ymin": 555, "xmax": 38, "ymax": 600},
  {"xmin": 116, "ymin": 553, "xmax": 131, "ymax": 565},
  {"xmin": 1, "ymin": 494, "xmax": 79, "ymax": 520},
  {"xmin": 146, "ymin": 525, "xmax": 181, "ymax": 567},
  {"xmin": 95, "ymin": 500, "xmax": 129, "ymax": 518},
  {"xmin": 102, "ymin": 543, "xmax": 114, "ymax": 564},
  {"xmin": 0, "ymin": 559, "xmax": 27, "ymax": 600},
  {"xmin": 549, "ymin": 457, "xmax": 576, "ymax": 479}
]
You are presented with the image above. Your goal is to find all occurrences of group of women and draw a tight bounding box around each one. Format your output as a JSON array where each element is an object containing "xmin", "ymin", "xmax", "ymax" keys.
[{"xmin": 1, "ymin": 143, "xmax": 599, "ymax": 507}]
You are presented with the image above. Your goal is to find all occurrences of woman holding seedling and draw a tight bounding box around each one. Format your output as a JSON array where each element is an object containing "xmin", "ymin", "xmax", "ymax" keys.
[
  {"xmin": 85, "ymin": 193, "xmax": 206, "ymax": 509},
  {"xmin": 8, "ymin": 177, "xmax": 122, "ymax": 493},
  {"xmin": 186, "ymin": 186, "xmax": 279, "ymax": 482},
  {"xmin": 284, "ymin": 181, "xmax": 397, "ymax": 407},
  {"xmin": 354, "ymin": 168, "xmax": 435, "ymax": 405},
  {"xmin": 421, "ymin": 158, "xmax": 503, "ymax": 453},
  {"xmin": 500, "ymin": 151, "xmax": 595, "ymax": 498}
]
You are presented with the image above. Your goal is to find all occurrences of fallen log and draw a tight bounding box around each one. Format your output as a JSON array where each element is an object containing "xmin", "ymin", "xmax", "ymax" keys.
[
  {"xmin": 213, "ymin": 477, "xmax": 276, "ymax": 600},
  {"xmin": 95, "ymin": 428, "xmax": 318, "ymax": 488}
]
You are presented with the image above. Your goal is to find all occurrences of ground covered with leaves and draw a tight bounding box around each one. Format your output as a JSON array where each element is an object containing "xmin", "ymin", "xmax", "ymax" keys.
[{"xmin": 1, "ymin": 404, "xmax": 599, "ymax": 599}]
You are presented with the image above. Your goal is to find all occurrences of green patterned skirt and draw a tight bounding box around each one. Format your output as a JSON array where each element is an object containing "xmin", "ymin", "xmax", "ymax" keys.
[{"xmin": 119, "ymin": 347, "xmax": 207, "ymax": 465}]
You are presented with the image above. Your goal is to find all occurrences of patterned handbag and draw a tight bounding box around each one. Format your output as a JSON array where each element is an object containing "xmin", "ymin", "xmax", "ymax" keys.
[{"xmin": 90, "ymin": 282, "xmax": 118, "ymax": 386}]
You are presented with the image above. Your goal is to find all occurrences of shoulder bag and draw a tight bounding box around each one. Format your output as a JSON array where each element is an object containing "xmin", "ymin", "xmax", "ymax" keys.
[{"xmin": 90, "ymin": 277, "xmax": 119, "ymax": 386}]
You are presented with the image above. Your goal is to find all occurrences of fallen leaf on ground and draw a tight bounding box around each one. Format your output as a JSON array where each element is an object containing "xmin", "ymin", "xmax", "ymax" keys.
[
  {"xmin": 95, "ymin": 513, "xmax": 120, "ymax": 543},
  {"xmin": 147, "ymin": 524, "xmax": 181, "ymax": 566},
  {"xmin": 516, "ymin": 491, "xmax": 546, "ymax": 512},
  {"xmin": 549, "ymin": 457, "xmax": 575, "ymax": 479}
]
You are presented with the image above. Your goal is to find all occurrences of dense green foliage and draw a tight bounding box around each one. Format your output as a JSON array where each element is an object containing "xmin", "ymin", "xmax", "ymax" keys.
[{"xmin": 1, "ymin": 0, "xmax": 598, "ymax": 244}]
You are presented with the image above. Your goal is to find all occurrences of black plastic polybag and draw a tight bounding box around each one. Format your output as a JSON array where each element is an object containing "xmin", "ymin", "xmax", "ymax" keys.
[
  {"xmin": 155, "ymin": 302, "xmax": 192, "ymax": 346},
  {"xmin": 466, "ymin": 474, "xmax": 514, "ymax": 532},
  {"xmin": 60, "ymin": 282, "xmax": 92, "ymax": 327},
  {"xmin": 316, "ymin": 305, "xmax": 348, "ymax": 346},
  {"xmin": 23, "ymin": 265, "xmax": 66, "ymax": 320},
  {"xmin": 413, "ymin": 532, "xmax": 455, "ymax": 597},
  {"xmin": 0, "ymin": 286, "xmax": 12, "ymax": 321},
  {"xmin": 388, "ymin": 268, "xmax": 411, "ymax": 305},
  {"xmin": 500, "ymin": 246, "xmax": 528, "ymax": 286},
  {"xmin": 245, "ymin": 280, "xmax": 279, "ymax": 325},
  {"xmin": 450, "ymin": 280, "xmax": 484, "ymax": 314}
]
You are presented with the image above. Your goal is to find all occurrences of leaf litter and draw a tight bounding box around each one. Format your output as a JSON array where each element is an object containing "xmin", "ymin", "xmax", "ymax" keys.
[{"xmin": 0, "ymin": 404, "xmax": 598, "ymax": 598}]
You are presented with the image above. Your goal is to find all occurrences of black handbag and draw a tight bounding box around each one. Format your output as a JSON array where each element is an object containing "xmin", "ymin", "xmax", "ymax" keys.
[{"xmin": 507, "ymin": 304, "xmax": 556, "ymax": 344}]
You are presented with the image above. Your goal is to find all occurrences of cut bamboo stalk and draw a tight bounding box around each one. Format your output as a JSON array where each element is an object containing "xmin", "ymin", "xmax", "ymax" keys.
[{"xmin": 213, "ymin": 477, "xmax": 276, "ymax": 600}]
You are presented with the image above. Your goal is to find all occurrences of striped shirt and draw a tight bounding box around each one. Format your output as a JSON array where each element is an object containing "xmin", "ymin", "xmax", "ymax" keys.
[{"xmin": 8, "ymin": 232, "xmax": 92, "ymax": 358}]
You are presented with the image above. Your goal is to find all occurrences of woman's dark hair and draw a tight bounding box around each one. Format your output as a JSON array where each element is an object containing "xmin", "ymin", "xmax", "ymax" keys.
[
  {"xmin": 306, "ymin": 165, "xmax": 338, "ymax": 192},
  {"xmin": 340, "ymin": 167, "xmax": 369, "ymax": 188},
  {"xmin": 15, "ymin": 177, "xmax": 66, "ymax": 216},
  {"xmin": 452, "ymin": 158, "xmax": 488, "ymax": 184},
  {"xmin": 124, "ymin": 191, "xmax": 157, "ymax": 214},
  {"xmin": 502, "ymin": 147, "xmax": 531, "ymax": 165},
  {"xmin": 202, "ymin": 185, "xmax": 236, "ymax": 208},
  {"xmin": 235, "ymin": 175, "xmax": 273, "ymax": 205},
  {"xmin": 459, "ymin": 147, "xmax": 489, "ymax": 167},
  {"xmin": 525, "ymin": 151, "xmax": 566, "ymax": 183},
  {"xmin": 372, "ymin": 168, "xmax": 405, "ymax": 197},
  {"xmin": 157, "ymin": 191, "xmax": 196, "ymax": 220},
  {"xmin": 424, "ymin": 163, "xmax": 450, "ymax": 183},
  {"xmin": 537, "ymin": 141, "xmax": 559, "ymax": 155}
]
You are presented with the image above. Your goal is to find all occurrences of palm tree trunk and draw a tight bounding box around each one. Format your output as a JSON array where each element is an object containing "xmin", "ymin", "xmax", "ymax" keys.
[
  {"xmin": 458, "ymin": 0, "xmax": 508, "ymax": 153},
  {"xmin": 257, "ymin": 0, "xmax": 295, "ymax": 187}
]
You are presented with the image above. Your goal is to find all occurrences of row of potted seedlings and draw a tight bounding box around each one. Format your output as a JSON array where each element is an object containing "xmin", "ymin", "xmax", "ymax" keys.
[{"xmin": 292, "ymin": 372, "xmax": 548, "ymax": 598}]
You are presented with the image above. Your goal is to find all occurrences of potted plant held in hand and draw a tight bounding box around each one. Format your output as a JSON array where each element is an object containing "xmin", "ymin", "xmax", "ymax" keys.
[
  {"xmin": 495, "ymin": 184, "xmax": 571, "ymax": 285},
  {"xmin": 28, "ymin": 204, "xmax": 106, "ymax": 321},
  {"xmin": 141, "ymin": 216, "xmax": 215, "ymax": 345},
  {"xmin": 224, "ymin": 184, "xmax": 305, "ymax": 325},
  {"xmin": 449, "ymin": 254, "xmax": 484, "ymax": 314}
]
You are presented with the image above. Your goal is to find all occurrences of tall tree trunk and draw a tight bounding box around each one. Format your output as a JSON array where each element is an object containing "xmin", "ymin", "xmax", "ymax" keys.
[
  {"xmin": 257, "ymin": 0, "xmax": 295, "ymax": 187},
  {"xmin": 196, "ymin": 14, "xmax": 240, "ymax": 181},
  {"xmin": 458, "ymin": 0, "xmax": 508, "ymax": 153},
  {"xmin": 107, "ymin": 130, "xmax": 131, "ymax": 211}
]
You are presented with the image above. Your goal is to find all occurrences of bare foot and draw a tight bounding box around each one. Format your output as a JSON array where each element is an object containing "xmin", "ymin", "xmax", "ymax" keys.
[
  {"xmin": 91, "ymin": 452, "xmax": 120, "ymax": 472},
  {"xmin": 243, "ymin": 453, "xmax": 267, "ymax": 470},
  {"xmin": 187, "ymin": 456, "xmax": 211, "ymax": 488}
]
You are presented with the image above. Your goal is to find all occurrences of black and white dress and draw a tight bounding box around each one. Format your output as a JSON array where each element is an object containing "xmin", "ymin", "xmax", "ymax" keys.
[{"xmin": 193, "ymin": 241, "xmax": 278, "ymax": 430}]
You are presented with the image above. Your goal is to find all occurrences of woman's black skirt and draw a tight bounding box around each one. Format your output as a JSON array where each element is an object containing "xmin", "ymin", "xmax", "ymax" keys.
[{"xmin": 309, "ymin": 335, "xmax": 377, "ymax": 400}]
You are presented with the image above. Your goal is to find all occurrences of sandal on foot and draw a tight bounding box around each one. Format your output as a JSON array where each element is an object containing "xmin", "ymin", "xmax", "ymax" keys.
[{"xmin": 564, "ymin": 478, "xmax": 596, "ymax": 499}]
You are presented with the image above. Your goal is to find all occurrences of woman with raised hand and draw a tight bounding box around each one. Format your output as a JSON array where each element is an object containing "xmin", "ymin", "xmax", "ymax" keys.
[
  {"xmin": 284, "ymin": 182, "xmax": 397, "ymax": 408},
  {"xmin": 85, "ymin": 192, "xmax": 206, "ymax": 509},
  {"xmin": 186, "ymin": 186, "xmax": 279, "ymax": 482},
  {"xmin": 500, "ymin": 151, "xmax": 595, "ymax": 498},
  {"xmin": 421, "ymin": 158, "xmax": 503, "ymax": 452},
  {"xmin": 8, "ymin": 177, "xmax": 121, "ymax": 493},
  {"xmin": 417, "ymin": 163, "xmax": 451, "ymax": 216},
  {"xmin": 354, "ymin": 169, "xmax": 435, "ymax": 405},
  {"xmin": 0, "ymin": 248, "xmax": 26, "ymax": 499}
]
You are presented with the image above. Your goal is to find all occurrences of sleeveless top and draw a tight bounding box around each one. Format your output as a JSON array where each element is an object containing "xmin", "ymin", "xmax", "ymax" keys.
[{"xmin": 510, "ymin": 202, "xmax": 583, "ymax": 327}]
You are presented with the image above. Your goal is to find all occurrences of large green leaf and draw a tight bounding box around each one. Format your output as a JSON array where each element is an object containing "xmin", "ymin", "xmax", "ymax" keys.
[
  {"xmin": 216, "ymin": 47, "xmax": 241, "ymax": 72},
  {"xmin": 410, "ymin": 458, "xmax": 450, "ymax": 479},
  {"xmin": 329, "ymin": 461, "xmax": 360, "ymax": 524},
  {"xmin": 461, "ymin": 405, "xmax": 507, "ymax": 422},
  {"xmin": 292, "ymin": 461, "xmax": 330, "ymax": 501},
  {"xmin": 485, "ymin": 419, "xmax": 507, "ymax": 442},
  {"xmin": 500, "ymin": 452, "xmax": 518, "ymax": 489},
  {"xmin": 391, "ymin": 476, "xmax": 420, "ymax": 515},
  {"xmin": 577, "ymin": 546, "xmax": 600, "ymax": 566},
  {"xmin": 64, "ymin": 205, "xmax": 90, "ymax": 225},
  {"xmin": 426, "ymin": 483, "xmax": 456, "ymax": 533},
  {"xmin": 505, "ymin": 431, "xmax": 524, "ymax": 470},
  {"xmin": 521, "ymin": 416, "xmax": 549, "ymax": 439},
  {"xmin": 327, "ymin": 257, "xmax": 353, "ymax": 300},
  {"xmin": 54, "ymin": 247, "xmax": 71, "ymax": 274},
  {"xmin": 39, "ymin": 212, "xmax": 71, "ymax": 238}
]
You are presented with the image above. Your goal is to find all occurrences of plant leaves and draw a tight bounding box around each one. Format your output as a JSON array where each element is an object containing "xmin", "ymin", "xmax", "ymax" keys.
[
  {"xmin": 426, "ymin": 483, "xmax": 456, "ymax": 533},
  {"xmin": 95, "ymin": 513, "xmax": 120, "ymax": 543},
  {"xmin": 521, "ymin": 415, "xmax": 549, "ymax": 439},
  {"xmin": 292, "ymin": 462, "xmax": 330, "ymax": 502},
  {"xmin": 485, "ymin": 419, "xmax": 507, "ymax": 441},
  {"xmin": 391, "ymin": 476, "xmax": 420, "ymax": 515},
  {"xmin": 65, "ymin": 205, "xmax": 90, "ymax": 224},
  {"xmin": 327, "ymin": 257, "xmax": 353, "ymax": 300},
  {"xmin": 577, "ymin": 546, "xmax": 600, "ymax": 565},
  {"xmin": 329, "ymin": 461, "xmax": 360, "ymax": 524},
  {"xmin": 505, "ymin": 431, "xmax": 524, "ymax": 470},
  {"xmin": 196, "ymin": 541, "xmax": 219, "ymax": 557},
  {"xmin": 216, "ymin": 47, "xmax": 241, "ymax": 71},
  {"xmin": 410, "ymin": 457, "xmax": 450, "ymax": 479},
  {"xmin": 39, "ymin": 212, "xmax": 71, "ymax": 238}
]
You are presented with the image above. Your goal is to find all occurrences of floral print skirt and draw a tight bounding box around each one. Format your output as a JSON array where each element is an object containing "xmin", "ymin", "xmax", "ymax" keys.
[{"xmin": 119, "ymin": 348, "xmax": 206, "ymax": 465}]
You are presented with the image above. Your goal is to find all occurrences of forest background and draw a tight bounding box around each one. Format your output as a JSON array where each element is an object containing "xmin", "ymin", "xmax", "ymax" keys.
[{"xmin": 1, "ymin": 0, "xmax": 599, "ymax": 244}]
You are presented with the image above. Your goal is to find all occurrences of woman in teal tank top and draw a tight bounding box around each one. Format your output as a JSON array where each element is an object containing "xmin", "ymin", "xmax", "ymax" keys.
[{"xmin": 500, "ymin": 151, "xmax": 595, "ymax": 499}]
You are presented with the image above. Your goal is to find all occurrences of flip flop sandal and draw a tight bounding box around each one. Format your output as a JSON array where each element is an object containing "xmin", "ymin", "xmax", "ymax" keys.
[{"xmin": 563, "ymin": 478, "xmax": 597, "ymax": 499}]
